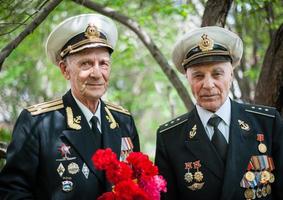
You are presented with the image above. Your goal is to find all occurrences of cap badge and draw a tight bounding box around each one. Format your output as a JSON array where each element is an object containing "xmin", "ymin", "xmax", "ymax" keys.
[
  {"xmin": 85, "ymin": 24, "xmax": 100, "ymax": 39},
  {"xmin": 198, "ymin": 34, "xmax": 214, "ymax": 52}
]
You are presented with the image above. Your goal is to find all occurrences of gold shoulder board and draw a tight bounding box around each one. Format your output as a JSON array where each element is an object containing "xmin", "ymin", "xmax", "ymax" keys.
[
  {"xmin": 26, "ymin": 98, "xmax": 64, "ymax": 116},
  {"xmin": 105, "ymin": 101, "xmax": 130, "ymax": 115},
  {"xmin": 159, "ymin": 113, "xmax": 188, "ymax": 133}
]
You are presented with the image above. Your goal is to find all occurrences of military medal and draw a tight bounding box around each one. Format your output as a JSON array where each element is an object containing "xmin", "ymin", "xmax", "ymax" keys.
[
  {"xmin": 245, "ymin": 171, "xmax": 255, "ymax": 182},
  {"xmin": 261, "ymin": 186, "xmax": 268, "ymax": 197},
  {"xmin": 256, "ymin": 187, "xmax": 262, "ymax": 198},
  {"xmin": 184, "ymin": 171, "xmax": 194, "ymax": 183},
  {"xmin": 244, "ymin": 188, "xmax": 255, "ymax": 199},
  {"xmin": 269, "ymin": 172, "xmax": 275, "ymax": 183},
  {"xmin": 257, "ymin": 134, "xmax": 267, "ymax": 153},
  {"xmin": 193, "ymin": 160, "xmax": 203, "ymax": 182},
  {"xmin": 260, "ymin": 170, "xmax": 270, "ymax": 184},
  {"xmin": 266, "ymin": 184, "xmax": 271, "ymax": 195},
  {"xmin": 258, "ymin": 143, "xmax": 267, "ymax": 154},
  {"xmin": 184, "ymin": 162, "xmax": 193, "ymax": 183}
]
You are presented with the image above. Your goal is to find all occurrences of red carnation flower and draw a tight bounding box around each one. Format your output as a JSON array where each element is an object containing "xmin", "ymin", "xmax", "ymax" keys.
[{"xmin": 92, "ymin": 149, "xmax": 167, "ymax": 200}]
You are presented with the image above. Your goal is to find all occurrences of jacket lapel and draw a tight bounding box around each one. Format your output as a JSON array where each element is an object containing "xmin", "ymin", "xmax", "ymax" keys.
[
  {"xmin": 221, "ymin": 100, "xmax": 256, "ymax": 200},
  {"xmin": 60, "ymin": 91, "xmax": 104, "ymax": 183},
  {"xmin": 100, "ymin": 101, "xmax": 122, "ymax": 158},
  {"xmin": 184, "ymin": 108, "xmax": 225, "ymax": 180}
]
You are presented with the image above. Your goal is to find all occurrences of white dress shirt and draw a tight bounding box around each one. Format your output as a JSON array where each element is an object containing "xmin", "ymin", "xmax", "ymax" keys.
[
  {"xmin": 196, "ymin": 97, "xmax": 231, "ymax": 143},
  {"xmin": 72, "ymin": 93, "xmax": 102, "ymax": 132}
]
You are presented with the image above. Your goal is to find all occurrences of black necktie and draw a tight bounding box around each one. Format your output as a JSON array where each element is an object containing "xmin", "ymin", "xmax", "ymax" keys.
[
  {"xmin": 208, "ymin": 116, "xmax": 227, "ymax": 162},
  {"xmin": 90, "ymin": 116, "xmax": 102, "ymax": 148}
]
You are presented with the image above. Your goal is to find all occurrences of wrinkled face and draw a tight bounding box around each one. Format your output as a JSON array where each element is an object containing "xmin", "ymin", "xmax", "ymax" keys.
[
  {"xmin": 186, "ymin": 61, "xmax": 233, "ymax": 112},
  {"xmin": 59, "ymin": 48, "xmax": 111, "ymax": 104}
]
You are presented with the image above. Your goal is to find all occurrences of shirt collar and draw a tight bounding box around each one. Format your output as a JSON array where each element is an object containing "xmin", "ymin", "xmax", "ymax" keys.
[
  {"xmin": 71, "ymin": 92, "xmax": 101, "ymax": 126},
  {"xmin": 196, "ymin": 97, "xmax": 231, "ymax": 127}
]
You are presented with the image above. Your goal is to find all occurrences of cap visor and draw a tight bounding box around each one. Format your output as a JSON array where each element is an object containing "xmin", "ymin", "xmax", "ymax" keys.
[
  {"xmin": 69, "ymin": 43, "xmax": 113, "ymax": 54},
  {"xmin": 185, "ymin": 55, "xmax": 232, "ymax": 68}
]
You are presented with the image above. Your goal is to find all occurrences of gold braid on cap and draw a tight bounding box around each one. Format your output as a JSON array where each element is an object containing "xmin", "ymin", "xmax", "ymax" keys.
[
  {"xmin": 60, "ymin": 24, "xmax": 110, "ymax": 58},
  {"xmin": 198, "ymin": 34, "xmax": 214, "ymax": 52}
]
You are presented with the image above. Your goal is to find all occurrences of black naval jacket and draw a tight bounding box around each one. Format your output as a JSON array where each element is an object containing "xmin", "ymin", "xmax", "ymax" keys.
[
  {"xmin": 155, "ymin": 100, "xmax": 283, "ymax": 200},
  {"xmin": 0, "ymin": 90, "xmax": 140, "ymax": 200}
]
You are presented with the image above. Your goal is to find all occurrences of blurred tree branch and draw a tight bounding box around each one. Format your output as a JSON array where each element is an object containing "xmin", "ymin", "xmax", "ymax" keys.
[{"xmin": 0, "ymin": 0, "xmax": 62, "ymax": 71}]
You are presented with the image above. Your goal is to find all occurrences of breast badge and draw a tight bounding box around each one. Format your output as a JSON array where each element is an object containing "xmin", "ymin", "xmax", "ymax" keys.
[
  {"xmin": 189, "ymin": 125, "xmax": 197, "ymax": 139},
  {"xmin": 184, "ymin": 160, "xmax": 205, "ymax": 191},
  {"xmin": 240, "ymin": 155, "xmax": 275, "ymax": 199},
  {"xmin": 68, "ymin": 162, "xmax": 80, "ymax": 175},
  {"xmin": 57, "ymin": 163, "xmax": 65, "ymax": 177},
  {"xmin": 56, "ymin": 143, "xmax": 76, "ymax": 161},
  {"xmin": 238, "ymin": 120, "xmax": 250, "ymax": 131},
  {"xmin": 82, "ymin": 163, "xmax": 90, "ymax": 179},
  {"xmin": 62, "ymin": 180, "xmax": 73, "ymax": 192}
]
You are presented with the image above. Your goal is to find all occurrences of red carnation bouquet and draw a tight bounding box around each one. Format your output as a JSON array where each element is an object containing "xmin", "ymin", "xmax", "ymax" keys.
[{"xmin": 92, "ymin": 148, "xmax": 167, "ymax": 200}]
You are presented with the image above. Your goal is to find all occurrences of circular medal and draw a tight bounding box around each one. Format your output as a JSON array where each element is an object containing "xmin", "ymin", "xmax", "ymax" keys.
[
  {"xmin": 184, "ymin": 172, "xmax": 193, "ymax": 183},
  {"xmin": 244, "ymin": 188, "xmax": 255, "ymax": 199},
  {"xmin": 269, "ymin": 172, "xmax": 275, "ymax": 183},
  {"xmin": 261, "ymin": 186, "xmax": 267, "ymax": 197},
  {"xmin": 258, "ymin": 143, "xmax": 267, "ymax": 153},
  {"xmin": 194, "ymin": 171, "xmax": 204, "ymax": 182},
  {"xmin": 260, "ymin": 170, "xmax": 270, "ymax": 184},
  {"xmin": 266, "ymin": 184, "xmax": 272, "ymax": 194},
  {"xmin": 245, "ymin": 171, "xmax": 255, "ymax": 182},
  {"xmin": 256, "ymin": 187, "xmax": 262, "ymax": 198},
  {"xmin": 68, "ymin": 162, "xmax": 79, "ymax": 175}
]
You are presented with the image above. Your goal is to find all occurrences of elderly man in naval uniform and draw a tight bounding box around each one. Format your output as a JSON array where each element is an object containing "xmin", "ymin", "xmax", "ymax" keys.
[
  {"xmin": 155, "ymin": 26, "xmax": 283, "ymax": 200},
  {"xmin": 0, "ymin": 14, "xmax": 140, "ymax": 200}
]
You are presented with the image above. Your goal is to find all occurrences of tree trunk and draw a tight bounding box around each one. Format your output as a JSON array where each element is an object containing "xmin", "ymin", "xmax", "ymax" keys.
[
  {"xmin": 254, "ymin": 23, "xmax": 283, "ymax": 115},
  {"xmin": 201, "ymin": 0, "xmax": 233, "ymax": 27}
]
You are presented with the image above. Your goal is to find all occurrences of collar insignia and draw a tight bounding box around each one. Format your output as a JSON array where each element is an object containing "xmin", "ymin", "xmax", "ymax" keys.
[
  {"xmin": 66, "ymin": 107, "xmax": 81, "ymax": 130},
  {"xmin": 105, "ymin": 107, "xmax": 119, "ymax": 129}
]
